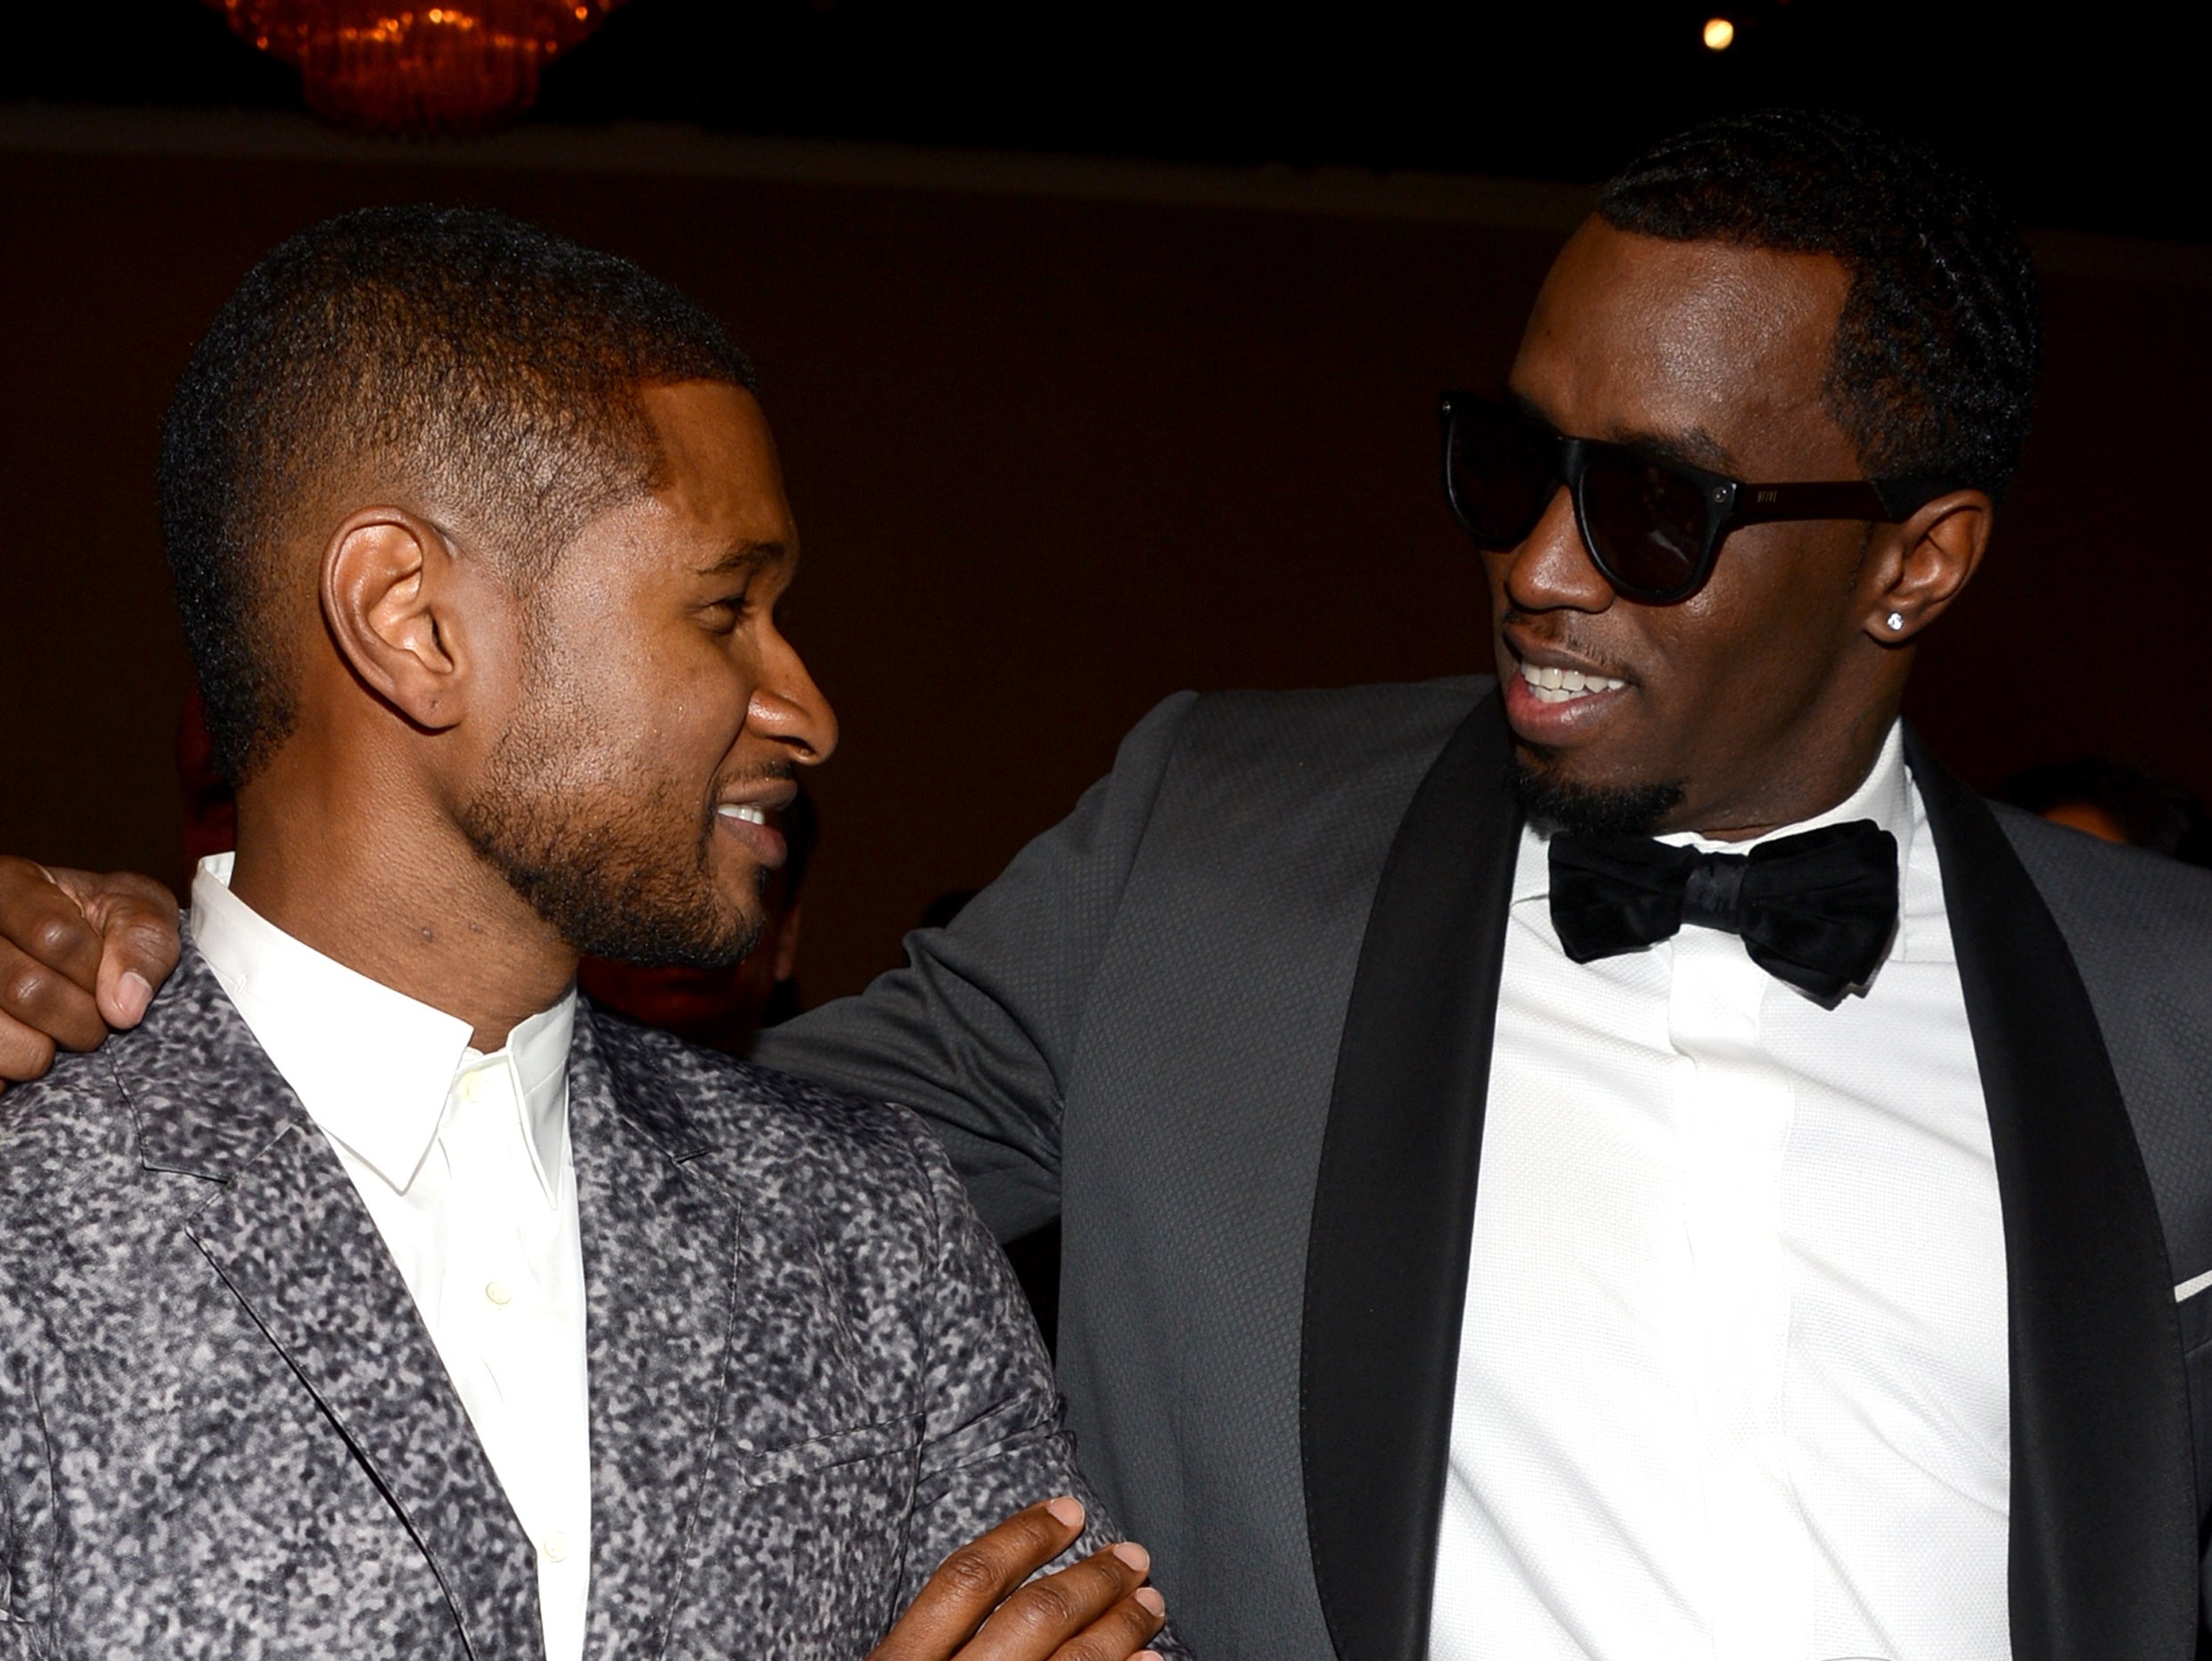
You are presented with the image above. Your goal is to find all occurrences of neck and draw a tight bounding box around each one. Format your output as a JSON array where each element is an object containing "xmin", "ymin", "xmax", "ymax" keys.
[
  {"xmin": 1684, "ymin": 702, "xmax": 1900, "ymax": 843},
  {"xmin": 227, "ymin": 753, "xmax": 576, "ymax": 1052}
]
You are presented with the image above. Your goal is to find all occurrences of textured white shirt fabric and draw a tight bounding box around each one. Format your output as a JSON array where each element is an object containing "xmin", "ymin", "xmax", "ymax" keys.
[
  {"xmin": 1429, "ymin": 723, "xmax": 2011, "ymax": 1661},
  {"xmin": 190, "ymin": 855, "xmax": 592, "ymax": 1661}
]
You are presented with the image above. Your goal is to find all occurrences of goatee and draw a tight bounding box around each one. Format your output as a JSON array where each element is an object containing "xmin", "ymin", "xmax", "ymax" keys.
[{"xmin": 1512, "ymin": 757, "xmax": 1686, "ymax": 839}]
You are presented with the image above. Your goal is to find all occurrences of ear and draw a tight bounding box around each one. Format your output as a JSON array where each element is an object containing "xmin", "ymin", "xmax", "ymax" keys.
[
  {"xmin": 1862, "ymin": 489, "xmax": 1995, "ymax": 645},
  {"xmin": 320, "ymin": 508, "xmax": 469, "ymax": 732}
]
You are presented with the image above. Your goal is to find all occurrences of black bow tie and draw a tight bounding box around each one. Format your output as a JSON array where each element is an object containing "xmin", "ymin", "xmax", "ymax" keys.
[{"xmin": 1547, "ymin": 819, "xmax": 1900, "ymax": 1003}]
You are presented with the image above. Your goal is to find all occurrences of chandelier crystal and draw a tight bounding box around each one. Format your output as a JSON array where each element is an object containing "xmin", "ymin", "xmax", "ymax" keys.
[{"xmin": 207, "ymin": 1, "xmax": 628, "ymax": 135}]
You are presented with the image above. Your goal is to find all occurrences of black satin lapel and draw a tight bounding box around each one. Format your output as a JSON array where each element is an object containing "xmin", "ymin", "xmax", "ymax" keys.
[
  {"xmin": 187, "ymin": 1125, "xmax": 542, "ymax": 1661},
  {"xmin": 1911, "ymin": 735, "xmax": 2197, "ymax": 1661},
  {"xmin": 570, "ymin": 1010, "xmax": 742, "ymax": 1655},
  {"xmin": 1301, "ymin": 690, "xmax": 1520, "ymax": 1661}
]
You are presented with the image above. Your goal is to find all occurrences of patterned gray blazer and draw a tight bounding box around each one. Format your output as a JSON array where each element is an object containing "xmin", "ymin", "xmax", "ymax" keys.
[{"xmin": 0, "ymin": 940, "xmax": 1172, "ymax": 1659}]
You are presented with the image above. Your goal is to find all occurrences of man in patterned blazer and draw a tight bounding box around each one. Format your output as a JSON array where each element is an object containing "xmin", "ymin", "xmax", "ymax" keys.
[{"xmin": 0, "ymin": 208, "xmax": 1176, "ymax": 1661}]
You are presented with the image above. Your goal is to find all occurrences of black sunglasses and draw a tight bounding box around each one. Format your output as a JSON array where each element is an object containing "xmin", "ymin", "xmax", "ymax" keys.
[{"xmin": 1440, "ymin": 393, "xmax": 1961, "ymax": 605}]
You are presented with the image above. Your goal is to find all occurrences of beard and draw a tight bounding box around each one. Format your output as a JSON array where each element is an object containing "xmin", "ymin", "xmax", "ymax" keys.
[
  {"xmin": 1512, "ymin": 754, "xmax": 1686, "ymax": 839},
  {"xmin": 458, "ymin": 695, "xmax": 766, "ymax": 972}
]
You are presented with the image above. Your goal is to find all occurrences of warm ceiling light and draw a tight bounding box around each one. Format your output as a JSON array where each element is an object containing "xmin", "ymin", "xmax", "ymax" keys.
[
  {"xmin": 206, "ymin": 0, "xmax": 627, "ymax": 135},
  {"xmin": 1702, "ymin": 16, "xmax": 1737, "ymax": 49}
]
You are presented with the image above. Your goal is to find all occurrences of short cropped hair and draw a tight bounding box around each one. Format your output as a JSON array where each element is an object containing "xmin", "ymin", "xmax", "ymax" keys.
[
  {"xmin": 1598, "ymin": 110, "xmax": 2039, "ymax": 503},
  {"xmin": 159, "ymin": 205, "xmax": 756, "ymax": 785}
]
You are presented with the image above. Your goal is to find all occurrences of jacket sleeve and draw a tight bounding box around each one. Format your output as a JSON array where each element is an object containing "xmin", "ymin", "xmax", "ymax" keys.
[
  {"xmin": 751, "ymin": 691, "xmax": 1197, "ymax": 1242},
  {"xmin": 888, "ymin": 1110, "xmax": 1192, "ymax": 1657}
]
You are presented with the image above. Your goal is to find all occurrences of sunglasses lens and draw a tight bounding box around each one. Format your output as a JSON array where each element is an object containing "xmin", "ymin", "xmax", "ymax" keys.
[
  {"xmin": 1446, "ymin": 401, "xmax": 1554, "ymax": 548},
  {"xmin": 1580, "ymin": 451, "xmax": 1709, "ymax": 601}
]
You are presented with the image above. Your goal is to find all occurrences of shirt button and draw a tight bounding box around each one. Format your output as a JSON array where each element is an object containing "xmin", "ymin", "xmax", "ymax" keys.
[
  {"xmin": 543, "ymin": 1531, "xmax": 570, "ymax": 1562},
  {"xmin": 457, "ymin": 1073, "xmax": 482, "ymax": 1103},
  {"xmin": 485, "ymin": 1281, "xmax": 512, "ymax": 1307}
]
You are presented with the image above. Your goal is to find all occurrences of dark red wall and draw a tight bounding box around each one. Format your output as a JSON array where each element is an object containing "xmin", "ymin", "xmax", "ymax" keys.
[{"xmin": 3, "ymin": 118, "xmax": 2205, "ymax": 1001}]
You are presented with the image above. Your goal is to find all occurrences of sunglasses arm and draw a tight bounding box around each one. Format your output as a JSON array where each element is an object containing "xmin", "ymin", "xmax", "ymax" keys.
[
  {"xmin": 1725, "ymin": 479, "xmax": 1896, "ymax": 527},
  {"xmin": 1726, "ymin": 475, "xmax": 1968, "ymax": 528}
]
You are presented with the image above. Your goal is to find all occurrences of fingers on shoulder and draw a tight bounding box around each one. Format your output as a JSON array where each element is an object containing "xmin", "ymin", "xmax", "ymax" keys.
[
  {"xmin": 78, "ymin": 871, "xmax": 181, "ymax": 935},
  {"xmin": 70, "ymin": 871, "xmax": 182, "ymax": 968},
  {"xmin": 0, "ymin": 860, "xmax": 100, "ymax": 981},
  {"xmin": 44, "ymin": 870, "xmax": 181, "ymax": 1029},
  {"xmin": 0, "ymin": 1011, "xmax": 58, "ymax": 1091},
  {"xmin": 0, "ymin": 939, "xmax": 103, "ymax": 1059}
]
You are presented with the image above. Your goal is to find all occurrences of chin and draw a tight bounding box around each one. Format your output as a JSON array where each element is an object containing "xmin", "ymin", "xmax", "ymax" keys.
[{"xmin": 1512, "ymin": 755, "xmax": 1687, "ymax": 839}]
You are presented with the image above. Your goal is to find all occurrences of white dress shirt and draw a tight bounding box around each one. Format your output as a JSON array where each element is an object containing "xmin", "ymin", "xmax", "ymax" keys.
[
  {"xmin": 1430, "ymin": 723, "xmax": 2010, "ymax": 1661},
  {"xmin": 191, "ymin": 855, "xmax": 592, "ymax": 1661}
]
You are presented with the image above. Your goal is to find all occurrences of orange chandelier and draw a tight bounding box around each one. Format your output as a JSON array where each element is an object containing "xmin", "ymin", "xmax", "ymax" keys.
[{"xmin": 206, "ymin": 1, "xmax": 629, "ymax": 135}]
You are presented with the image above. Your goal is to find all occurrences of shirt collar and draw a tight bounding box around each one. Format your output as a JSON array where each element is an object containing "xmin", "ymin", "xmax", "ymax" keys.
[
  {"xmin": 1512, "ymin": 719, "xmax": 1917, "ymax": 908},
  {"xmin": 189, "ymin": 853, "xmax": 575, "ymax": 1200},
  {"xmin": 483, "ymin": 996, "xmax": 576, "ymax": 1204}
]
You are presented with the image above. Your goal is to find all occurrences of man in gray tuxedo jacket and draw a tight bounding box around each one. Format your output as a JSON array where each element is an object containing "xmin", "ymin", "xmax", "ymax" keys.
[
  {"xmin": 0, "ymin": 208, "xmax": 1178, "ymax": 1660},
  {"xmin": 666, "ymin": 115, "xmax": 2212, "ymax": 1659},
  {"xmin": 9, "ymin": 116, "xmax": 2212, "ymax": 1661}
]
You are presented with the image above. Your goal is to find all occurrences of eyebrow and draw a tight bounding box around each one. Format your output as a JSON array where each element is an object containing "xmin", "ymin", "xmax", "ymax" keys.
[
  {"xmin": 1504, "ymin": 389, "xmax": 1739, "ymax": 476},
  {"xmin": 695, "ymin": 539, "xmax": 787, "ymax": 577}
]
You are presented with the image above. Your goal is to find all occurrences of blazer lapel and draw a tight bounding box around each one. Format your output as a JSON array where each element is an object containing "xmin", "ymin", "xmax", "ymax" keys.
[
  {"xmin": 123, "ymin": 945, "xmax": 543, "ymax": 1661},
  {"xmin": 1909, "ymin": 735, "xmax": 2198, "ymax": 1661},
  {"xmin": 569, "ymin": 1007, "xmax": 745, "ymax": 1655},
  {"xmin": 1300, "ymin": 687, "xmax": 1520, "ymax": 1661}
]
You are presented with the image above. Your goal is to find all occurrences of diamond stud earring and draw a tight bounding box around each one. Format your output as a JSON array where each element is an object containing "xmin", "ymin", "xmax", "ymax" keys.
[{"xmin": 1886, "ymin": 611, "xmax": 1905, "ymax": 632}]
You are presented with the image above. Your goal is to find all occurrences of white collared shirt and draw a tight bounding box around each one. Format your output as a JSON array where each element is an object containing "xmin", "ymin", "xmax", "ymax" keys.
[
  {"xmin": 1429, "ymin": 723, "xmax": 2010, "ymax": 1661},
  {"xmin": 191, "ymin": 855, "xmax": 591, "ymax": 1661}
]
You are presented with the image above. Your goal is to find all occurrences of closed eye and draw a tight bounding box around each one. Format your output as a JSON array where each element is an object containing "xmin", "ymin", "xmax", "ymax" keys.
[
  {"xmin": 692, "ymin": 540, "xmax": 787, "ymax": 634},
  {"xmin": 699, "ymin": 589, "xmax": 753, "ymax": 634}
]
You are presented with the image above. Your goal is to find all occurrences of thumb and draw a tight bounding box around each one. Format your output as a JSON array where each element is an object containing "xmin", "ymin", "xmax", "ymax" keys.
[{"xmin": 50, "ymin": 870, "xmax": 182, "ymax": 1030}]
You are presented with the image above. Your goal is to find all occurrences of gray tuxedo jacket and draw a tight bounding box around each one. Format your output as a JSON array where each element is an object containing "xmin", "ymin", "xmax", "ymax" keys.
[
  {"xmin": 756, "ymin": 676, "xmax": 2212, "ymax": 1661},
  {"xmin": 0, "ymin": 941, "xmax": 1164, "ymax": 1658}
]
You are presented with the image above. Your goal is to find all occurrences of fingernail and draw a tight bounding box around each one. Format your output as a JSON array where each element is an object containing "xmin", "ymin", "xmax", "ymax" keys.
[
  {"xmin": 1045, "ymin": 1496, "xmax": 1084, "ymax": 1528},
  {"xmin": 1135, "ymin": 1588, "xmax": 1166, "ymax": 1616},
  {"xmin": 1110, "ymin": 1541, "xmax": 1151, "ymax": 1573},
  {"xmin": 117, "ymin": 972, "xmax": 153, "ymax": 1025}
]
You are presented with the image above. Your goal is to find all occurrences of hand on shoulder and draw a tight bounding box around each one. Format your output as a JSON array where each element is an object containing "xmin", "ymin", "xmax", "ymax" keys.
[{"xmin": 0, "ymin": 859, "xmax": 179, "ymax": 1093}]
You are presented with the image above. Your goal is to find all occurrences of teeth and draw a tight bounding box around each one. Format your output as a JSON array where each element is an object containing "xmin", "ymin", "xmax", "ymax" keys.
[
  {"xmin": 1519, "ymin": 660, "xmax": 1625, "ymax": 703},
  {"xmin": 717, "ymin": 804, "xmax": 768, "ymax": 825}
]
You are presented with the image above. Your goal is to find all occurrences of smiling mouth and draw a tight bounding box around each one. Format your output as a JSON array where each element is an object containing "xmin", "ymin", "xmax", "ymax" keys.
[{"xmin": 1516, "ymin": 659, "xmax": 1628, "ymax": 705}]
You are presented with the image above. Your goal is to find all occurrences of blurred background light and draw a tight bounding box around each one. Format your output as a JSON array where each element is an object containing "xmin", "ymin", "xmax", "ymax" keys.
[{"xmin": 204, "ymin": 0, "xmax": 627, "ymax": 134}]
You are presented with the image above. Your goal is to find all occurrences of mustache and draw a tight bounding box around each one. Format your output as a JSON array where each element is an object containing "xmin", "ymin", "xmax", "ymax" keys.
[
  {"xmin": 1496, "ymin": 609, "xmax": 1635, "ymax": 683},
  {"xmin": 714, "ymin": 758, "xmax": 799, "ymax": 793}
]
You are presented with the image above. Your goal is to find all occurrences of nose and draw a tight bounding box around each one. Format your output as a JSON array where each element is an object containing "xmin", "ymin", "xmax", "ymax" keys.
[
  {"xmin": 1494, "ymin": 482, "xmax": 1616, "ymax": 615},
  {"xmin": 748, "ymin": 623, "xmax": 839, "ymax": 767}
]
